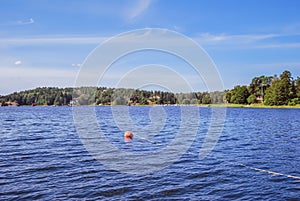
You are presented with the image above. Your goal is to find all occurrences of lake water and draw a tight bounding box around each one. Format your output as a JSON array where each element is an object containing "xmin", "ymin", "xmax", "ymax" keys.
[{"xmin": 0, "ymin": 106, "xmax": 299, "ymax": 200}]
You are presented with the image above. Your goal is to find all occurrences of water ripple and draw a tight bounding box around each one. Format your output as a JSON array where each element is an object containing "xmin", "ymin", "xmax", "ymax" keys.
[{"xmin": 0, "ymin": 107, "xmax": 299, "ymax": 200}]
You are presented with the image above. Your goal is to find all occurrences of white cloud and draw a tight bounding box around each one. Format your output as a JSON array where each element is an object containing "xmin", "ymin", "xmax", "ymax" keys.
[
  {"xmin": 2, "ymin": 31, "xmax": 298, "ymax": 51},
  {"xmin": 71, "ymin": 63, "xmax": 81, "ymax": 67},
  {"xmin": 194, "ymin": 32, "xmax": 300, "ymax": 50},
  {"xmin": 196, "ymin": 33, "xmax": 279, "ymax": 44},
  {"xmin": 255, "ymin": 43, "xmax": 300, "ymax": 49},
  {"xmin": 14, "ymin": 60, "xmax": 22, "ymax": 65},
  {"xmin": 17, "ymin": 18, "xmax": 34, "ymax": 25},
  {"xmin": 173, "ymin": 25, "xmax": 182, "ymax": 32},
  {"xmin": 127, "ymin": 0, "xmax": 152, "ymax": 20},
  {"xmin": 0, "ymin": 18, "xmax": 34, "ymax": 26}
]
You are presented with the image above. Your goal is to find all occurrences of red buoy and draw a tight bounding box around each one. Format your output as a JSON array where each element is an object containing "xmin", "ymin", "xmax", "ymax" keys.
[{"xmin": 124, "ymin": 131, "xmax": 133, "ymax": 142}]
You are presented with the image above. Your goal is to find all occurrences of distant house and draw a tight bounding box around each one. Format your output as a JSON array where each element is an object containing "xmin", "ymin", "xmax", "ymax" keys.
[
  {"xmin": 256, "ymin": 96, "xmax": 263, "ymax": 103},
  {"xmin": 152, "ymin": 95, "xmax": 160, "ymax": 100},
  {"xmin": 1, "ymin": 101, "xmax": 20, "ymax": 106}
]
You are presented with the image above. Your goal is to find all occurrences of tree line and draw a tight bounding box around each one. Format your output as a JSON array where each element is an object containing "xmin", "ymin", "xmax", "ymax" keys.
[
  {"xmin": 225, "ymin": 70, "xmax": 300, "ymax": 106},
  {"xmin": 0, "ymin": 70, "xmax": 299, "ymax": 106}
]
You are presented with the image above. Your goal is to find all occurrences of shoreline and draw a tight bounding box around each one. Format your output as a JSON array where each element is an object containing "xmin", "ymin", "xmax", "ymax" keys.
[
  {"xmin": 205, "ymin": 103, "xmax": 300, "ymax": 109},
  {"xmin": 1, "ymin": 103, "xmax": 300, "ymax": 109}
]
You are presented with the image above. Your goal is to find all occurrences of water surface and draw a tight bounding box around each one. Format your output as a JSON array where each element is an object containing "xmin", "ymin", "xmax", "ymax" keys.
[{"xmin": 0, "ymin": 106, "xmax": 299, "ymax": 200}]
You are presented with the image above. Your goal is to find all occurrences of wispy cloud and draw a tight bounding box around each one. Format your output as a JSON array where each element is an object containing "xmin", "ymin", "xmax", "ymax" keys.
[
  {"xmin": 0, "ymin": 35, "xmax": 108, "ymax": 46},
  {"xmin": 17, "ymin": 18, "xmax": 34, "ymax": 25},
  {"xmin": 14, "ymin": 60, "xmax": 22, "ymax": 65},
  {"xmin": 0, "ymin": 18, "xmax": 34, "ymax": 26},
  {"xmin": 127, "ymin": 0, "xmax": 152, "ymax": 20},
  {"xmin": 71, "ymin": 63, "xmax": 81, "ymax": 67},
  {"xmin": 196, "ymin": 33, "xmax": 279, "ymax": 44},
  {"xmin": 195, "ymin": 32, "xmax": 300, "ymax": 49},
  {"xmin": 1, "ymin": 31, "xmax": 300, "ymax": 51},
  {"xmin": 255, "ymin": 43, "xmax": 300, "ymax": 49}
]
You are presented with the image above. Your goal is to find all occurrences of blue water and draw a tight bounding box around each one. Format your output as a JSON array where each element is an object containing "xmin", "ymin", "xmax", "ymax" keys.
[{"xmin": 0, "ymin": 106, "xmax": 299, "ymax": 200}]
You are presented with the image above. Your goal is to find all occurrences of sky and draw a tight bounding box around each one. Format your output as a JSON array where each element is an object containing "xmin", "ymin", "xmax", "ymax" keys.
[{"xmin": 1, "ymin": 0, "xmax": 300, "ymax": 95}]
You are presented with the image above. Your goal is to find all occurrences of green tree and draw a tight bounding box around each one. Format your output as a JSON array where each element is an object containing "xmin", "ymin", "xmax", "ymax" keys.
[
  {"xmin": 264, "ymin": 71, "xmax": 292, "ymax": 105},
  {"xmin": 112, "ymin": 97, "xmax": 127, "ymax": 105},
  {"xmin": 290, "ymin": 80, "xmax": 297, "ymax": 99},
  {"xmin": 280, "ymin": 70, "xmax": 292, "ymax": 100},
  {"xmin": 288, "ymin": 98, "xmax": 300, "ymax": 106},
  {"xmin": 190, "ymin": 98, "xmax": 199, "ymax": 105},
  {"xmin": 264, "ymin": 82, "xmax": 276, "ymax": 105},
  {"xmin": 225, "ymin": 90, "xmax": 232, "ymax": 103},
  {"xmin": 247, "ymin": 94, "xmax": 257, "ymax": 104},
  {"xmin": 182, "ymin": 99, "xmax": 191, "ymax": 105},
  {"xmin": 210, "ymin": 91, "xmax": 224, "ymax": 104},
  {"xmin": 201, "ymin": 93, "xmax": 211, "ymax": 104},
  {"xmin": 296, "ymin": 77, "xmax": 300, "ymax": 98},
  {"xmin": 78, "ymin": 94, "xmax": 89, "ymax": 105},
  {"xmin": 248, "ymin": 76, "xmax": 272, "ymax": 99},
  {"xmin": 0, "ymin": 100, "xmax": 7, "ymax": 106},
  {"xmin": 230, "ymin": 85, "xmax": 249, "ymax": 104}
]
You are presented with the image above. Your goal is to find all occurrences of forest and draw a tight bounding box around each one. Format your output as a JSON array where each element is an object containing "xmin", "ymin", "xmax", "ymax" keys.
[{"xmin": 1, "ymin": 70, "xmax": 299, "ymax": 106}]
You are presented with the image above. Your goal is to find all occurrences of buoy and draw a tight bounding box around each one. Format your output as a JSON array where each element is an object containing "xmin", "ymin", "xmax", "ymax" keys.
[{"xmin": 124, "ymin": 131, "xmax": 133, "ymax": 142}]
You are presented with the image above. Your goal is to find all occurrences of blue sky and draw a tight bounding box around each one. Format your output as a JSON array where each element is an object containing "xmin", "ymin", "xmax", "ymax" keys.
[{"xmin": 1, "ymin": 0, "xmax": 300, "ymax": 94}]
